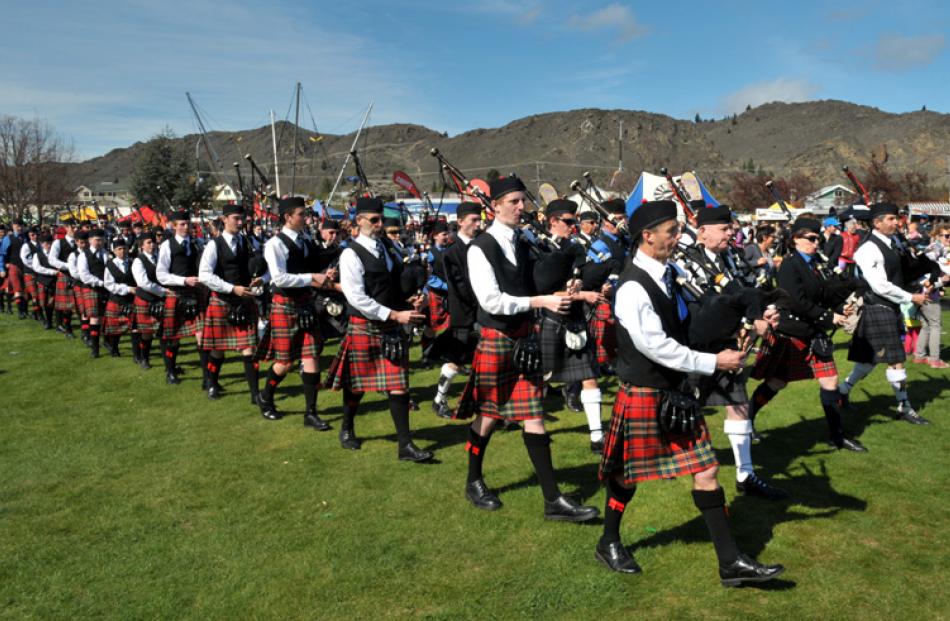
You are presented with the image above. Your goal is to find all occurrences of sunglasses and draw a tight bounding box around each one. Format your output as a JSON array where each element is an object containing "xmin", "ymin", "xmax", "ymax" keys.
[
  {"xmin": 560, "ymin": 218, "xmax": 576, "ymax": 226},
  {"xmin": 367, "ymin": 216, "xmax": 381, "ymax": 224},
  {"xmin": 802, "ymin": 235, "xmax": 821, "ymax": 242},
  {"xmin": 941, "ymin": 234, "xmax": 950, "ymax": 238}
]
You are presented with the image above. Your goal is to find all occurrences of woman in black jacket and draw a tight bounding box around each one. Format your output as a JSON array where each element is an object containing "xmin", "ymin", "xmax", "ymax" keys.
[{"xmin": 747, "ymin": 218, "xmax": 866, "ymax": 452}]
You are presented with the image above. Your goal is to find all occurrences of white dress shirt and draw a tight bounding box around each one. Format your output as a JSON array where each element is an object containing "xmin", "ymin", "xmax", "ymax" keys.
[
  {"xmin": 614, "ymin": 251, "xmax": 717, "ymax": 376},
  {"xmin": 48, "ymin": 237, "xmax": 75, "ymax": 271},
  {"xmin": 103, "ymin": 256, "xmax": 133, "ymax": 296},
  {"xmin": 466, "ymin": 221, "xmax": 531, "ymax": 316},
  {"xmin": 20, "ymin": 241, "xmax": 35, "ymax": 267},
  {"xmin": 853, "ymin": 230, "xmax": 913, "ymax": 305},
  {"xmin": 67, "ymin": 251, "xmax": 80, "ymax": 279},
  {"xmin": 156, "ymin": 234, "xmax": 194, "ymax": 287},
  {"xmin": 77, "ymin": 247, "xmax": 107, "ymax": 288},
  {"xmin": 263, "ymin": 227, "xmax": 314, "ymax": 290},
  {"xmin": 132, "ymin": 253, "xmax": 166, "ymax": 298},
  {"xmin": 32, "ymin": 246, "xmax": 58, "ymax": 276},
  {"xmin": 339, "ymin": 234, "xmax": 395, "ymax": 322}
]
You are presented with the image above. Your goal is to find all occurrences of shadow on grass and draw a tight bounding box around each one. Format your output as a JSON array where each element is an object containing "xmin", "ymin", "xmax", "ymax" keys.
[{"xmin": 627, "ymin": 460, "xmax": 863, "ymax": 571}]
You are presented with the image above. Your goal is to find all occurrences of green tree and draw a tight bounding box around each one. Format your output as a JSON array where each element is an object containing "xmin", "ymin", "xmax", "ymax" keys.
[{"xmin": 130, "ymin": 127, "xmax": 211, "ymax": 211}]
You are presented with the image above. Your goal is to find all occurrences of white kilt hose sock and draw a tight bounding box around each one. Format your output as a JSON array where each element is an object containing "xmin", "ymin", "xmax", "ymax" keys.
[
  {"xmin": 724, "ymin": 419, "xmax": 754, "ymax": 483},
  {"xmin": 580, "ymin": 388, "xmax": 604, "ymax": 442},
  {"xmin": 434, "ymin": 363, "xmax": 458, "ymax": 405},
  {"xmin": 841, "ymin": 362, "xmax": 874, "ymax": 394},
  {"xmin": 885, "ymin": 367, "xmax": 910, "ymax": 404}
]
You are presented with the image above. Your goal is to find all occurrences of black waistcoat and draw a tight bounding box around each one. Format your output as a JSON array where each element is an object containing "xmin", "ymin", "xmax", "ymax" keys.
[
  {"xmin": 212, "ymin": 235, "xmax": 251, "ymax": 286},
  {"xmin": 273, "ymin": 233, "xmax": 320, "ymax": 295},
  {"xmin": 57, "ymin": 238, "xmax": 74, "ymax": 263},
  {"xmin": 6, "ymin": 235, "xmax": 24, "ymax": 268},
  {"xmin": 444, "ymin": 239, "xmax": 476, "ymax": 327},
  {"xmin": 615, "ymin": 262, "xmax": 689, "ymax": 389},
  {"xmin": 83, "ymin": 248, "xmax": 106, "ymax": 282},
  {"xmin": 106, "ymin": 260, "xmax": 135, "ymax": 303},
  {"xmin": 346, "ymin": 238, "xmax": 407, "ymax": 320},
  {"xmin": 861, "ymin": 234, "xmax": 904, "ymax": 309},
  {"xmin": 167, "ymin": 237, "xmax": 199, "ymax": 278},
  {"xmin": 470, "ymin": 231, "xmax": 535, "ymax": 331},
  {"xmin": 34, "ymin": 247, "xmax": 56, "ymax": 285},
  {"xmin": 135, "ymin": 254, "xmax": 161, "ymax": 302}
]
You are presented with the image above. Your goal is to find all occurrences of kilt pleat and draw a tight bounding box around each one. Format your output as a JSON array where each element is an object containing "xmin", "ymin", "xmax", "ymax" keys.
[
  {"xmin": 751, "ymin": 332, "xmax": 837, "ymax": 382},
  {"xmin": 34, "ymin": 279, "xmax": 55, "ymax": 308},
  {"xmin": 848, "ymin": 304, "xmax": 905, "ymax": 364},
  {"xmin": 133, "ymin": 296, "xmax": 162, "ymax": 337},
  {"xmin": 162, "ymin": 288, "xmax": 200, "ymax": 341},
  {"xmin": 427, "ymin": 290, "xmax": 451, "ymax": 333},
  {"xmin": 324, "ymin": 316, "xmax": 407, "ymax": 393},
  {"xmin": 453, "ymin": 324, "xmax": 544, "ymax": 421},
  {"xmin": 599, "ymin": 384, "xmax": 717, "ymax": 485},
  {"xmin": 201, "ymin": 293, "xmax": 258, "ymax": 352},
  {"xmin": 540, "ymin": 315, "xmax": 597, "ymax": 383},
  {"xmin": 256, "ymin": 292, "xmax": 321, "ymax": 364},
  {"xmin": 22, "ymin": 270, "xmax": 34, "ymax": 297},
  {"xmin": 7, "ymin": 265, "xmax": 24, "ymax": 294},
  {"xmin": 588, "ymin": 301, "xmax": 617, "ymax": 365},
  {"xmin": 103, "ymin": 300, "xmax": 132, "ymax": 336},
  {"xmin": 54, "ymin": 273, "xmax": 75, "ymax": 312}
]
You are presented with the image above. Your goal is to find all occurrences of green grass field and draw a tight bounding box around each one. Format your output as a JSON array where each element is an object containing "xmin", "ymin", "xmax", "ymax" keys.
[{"xmin": 2, "ymin": 310, "xmax": 949, "ymax": 620}]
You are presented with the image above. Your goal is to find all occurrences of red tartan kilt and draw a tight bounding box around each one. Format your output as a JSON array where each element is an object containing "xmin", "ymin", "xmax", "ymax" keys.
[
  {"xmin": 133, "ymin": 296, "xmax": 162, "ymax": 337},
  {"xmin": 599, "ymin": 385, "xmax": 717, "ymax": 485},
  {"xmin": 34, "ymin": 278, "xmax": 55, "ymax": 308},
  {"xmin": 325, "ymin": 316, "xmax": 407, "ymax": 393},
  {"xmin": 588, "ymin": 301, "xmax": 617, "ymax": 365},
  {"xmin": 453, "ymin": 323, "xmax": 544, "ymax": 421},
  {"xmin": 162, "ymin": 289, "xmax": 200, "ymax": 341},
  {"xmin": 24, "ymin": 273, "xmax": 36, "ymax": 298},
  {"xmin": 103, "ymin": 300, "xmax": 132, "ymax": 336},
  {"xmin": 751, "ymin": 332, "xmax": 837, "ymax": 383},
  {"xmin": 428, "ymin": 290, "xmax": 451, "ymax": 333},
  {"xmin": 7, "ymin": 264, "xmax": 24, "ymax": 294},
  {"xmin": 54, "ymin": 273, "xmax": 75, "ymax": 312},
  {"xmin": 201, "ymin": 294, "xmax": 258, "ymax": 352},
  {"xmin": 83, "ymin": 287, "xmax": 105, "ymax": 319},
  {"xmin": 256, "ymin": 292, "xmax": 320, "ymax": 364}
]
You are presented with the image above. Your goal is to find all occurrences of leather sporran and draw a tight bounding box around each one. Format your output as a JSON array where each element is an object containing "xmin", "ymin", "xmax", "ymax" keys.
[
  {"xmin": 227, "ymin": 300, "xmax": 251, "ymax": 326},
  {"xmin": 513, "ymin": 333, "xmax": 542, "ymax": 375},
  {"xmin": 381, "ymin": 330, "xmax": 407, "ymax": 363},
  {"xmin": 809, "ymin": 333, "xmax": 834, "ymax": 358},
  {"xmin": 178, "ymin": 296, "xmax": 199, "ymax": 321},
  {"xmin": 296, "ymin": 305, "xmax": 315, "ymax": 331},
  {"xmin": 657, "ymin": 385, "xmax": 702, "ymax": 435}
]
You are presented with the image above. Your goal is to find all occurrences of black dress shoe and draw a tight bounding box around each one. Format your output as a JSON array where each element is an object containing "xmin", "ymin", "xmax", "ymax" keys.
[
  {"xmin": 409, "ymin": 399, "xmax": 420, "ymax": 412},
  {"xmin": 590, "ymin": 439, "xmax": 604, "ymax": 454},
  {"xmin": 831, "ymin": 437, "xmax": 868, "ymax": 452},
  {"xmin": 595, "ymin": 540, "xmax": 642, "ymax": 574},
  {"xmin": 64, "ymin": 331, "xmax": 75, "ymax": 340},
  {"xmin": 543, "ymin": 495, "xmax": 600, "ymax": 522},
  {"xmin": 90, "ymin": 349, "xmax": 100, "ymax": 359},
  {"xmin": 304, "ymin": 411, "xmax": 331, "ymax": 431},
  {"xmin": 207, "ymin": 384, "xmax": 222, "ymax": 400},
  {"xmin": 562, "ymin": 386, "xmax": 583, "ymax": 412},
  {"xmin": 719, "ymin": 553, "xmax": 785, "ymax": 587},
  {"xmin": 256, "ymin": 394, "xmax": 281, "ymax": 420},
  {"xmin": 398, "ymin": 441, "xmax": 434, "ymax": 462},
  {"xmin": 110, "ymin": 349, "xmax": 121, "ymax": 358},
  {"xmin": 339, "ymin": 428, "xmax": 362, "ymax": 450},
  {"xmin": 751, "ymin": 430, "xmax": 764, "ymax": 444},
  {"xmin": 56, "ymin": 325, "xmax": 66, "ymax": 333},
  {"xmin": 736, "ymin": 473, "xmax": 788, "ymax": 501},
  {"xmin": 465, "ymin": 479, "xmax": 502, "ymax": 511},
  {"xmin": 138, "ymin": 359, "xmax": 151, "ymax": 370},
  {"xmin": 432, "ymin": 400, "xmax": 454, "ymax": 419},
  {"xmin": 896, "ymin": 402, "xmax": 930, "ymax": 425},
  {"xmin": 165, "ymin": 372, "xmax": 181, "ymax": 385}
]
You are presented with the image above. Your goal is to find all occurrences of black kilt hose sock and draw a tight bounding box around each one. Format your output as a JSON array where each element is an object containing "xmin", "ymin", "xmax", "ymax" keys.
[
  {"xmin": 341, "ymin": 388, "xmax": 363, "ymax": 432},
  {"xmin": 466, "ymin": 427, "xmax": 492, "ymax": 483},
  {"xmin": 301, "ymin": 372, "xmax": 319, "ymax": 413},
  {"xmin": 141, "ymin": 338, "xmax": 152, "ymax": 362},
  {"xmin": 260, "ymin": 367, "xmax": 286, "ymax": 403},
  {"xmin": 130, "ymin": 332, "xmax": 141, "ymax": 359},
  {"xmin": 198, "ymin": 349, "xmax": 211, "ymax": 383},
  {"xmin": 749, "ymin": 383, "xmax": 779, "ymax": 422},
  {"xmin": 601, "ymin": 478, "xmax": 637, "ymax": 545},
  {"xmin": 242, "ymin": 356, "xmax": 259, "ymax": 400},
  {"xmin": 163, "ymin": 341, "xmax": 179, "ymax": 373},
  {"xmin": 207, "ymin": 353, "xmax": 224, "ymax": 386},
  {"xmin": 388, "ymin": 392, "xmax": 412, "ymax": 446},
  {"xmin": 90, "ymin": 326, "xmax": 100, "ymax": 355},
  {"xmin": 692, "ymin": 488, "xmax": 739, "ymax": 566},
  {"xmin": 523, "ymin": 432, "xmax": 561, "ymax": 502},
  {"xmin": 820, "ymin": 388, "xmax": 845, "ymax": 445}
]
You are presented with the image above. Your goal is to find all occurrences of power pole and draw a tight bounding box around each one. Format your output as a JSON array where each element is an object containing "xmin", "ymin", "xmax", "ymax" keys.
[{"xmin": 618, "ymin": 119, "xmax": 624, "ymax": 172}]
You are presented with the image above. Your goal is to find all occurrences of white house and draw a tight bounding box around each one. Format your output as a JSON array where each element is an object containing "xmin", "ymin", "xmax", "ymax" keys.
[{"xmin": 803, "ymin": 185, "xmax": 856, "ymax": 211}]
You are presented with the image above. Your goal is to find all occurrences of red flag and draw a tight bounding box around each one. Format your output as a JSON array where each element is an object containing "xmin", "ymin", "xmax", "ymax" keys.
[{"xmin": 392, "ymin": 170, "xmax": 421, "ymax": 199}]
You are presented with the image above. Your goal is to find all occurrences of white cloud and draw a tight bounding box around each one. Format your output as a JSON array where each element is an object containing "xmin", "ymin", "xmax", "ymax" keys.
[
  {"xmin": 568, "ymin": 3, "xmax": 647, "ymax": 42},
  {"xmin": 717, "ymin": 78, "xmax": 819, "ymax": 115},
  {"xmin": 874, "ymin": 33, "xmax": 945, "ymax": 72}
]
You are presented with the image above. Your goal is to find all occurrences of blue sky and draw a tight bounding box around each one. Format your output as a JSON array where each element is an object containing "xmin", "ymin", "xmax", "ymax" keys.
[{"xmin": 4, "ymin": 0, "xmax": 948, "ymax": 159}]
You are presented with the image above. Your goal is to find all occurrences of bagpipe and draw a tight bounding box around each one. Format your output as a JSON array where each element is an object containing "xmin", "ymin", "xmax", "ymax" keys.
[
  {"xmin": 429, "ymin": 148, "xmax": 561, "ymax": 256},
  {"xmin": 568, "ymin": 177, "xmax": 628, "ymax": 234}
]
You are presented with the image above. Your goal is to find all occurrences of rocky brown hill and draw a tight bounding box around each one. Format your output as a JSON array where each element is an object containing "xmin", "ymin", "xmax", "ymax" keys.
[{"xmin": 66, "ymin": 100, "xmax": 950, "ymax": 198}]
